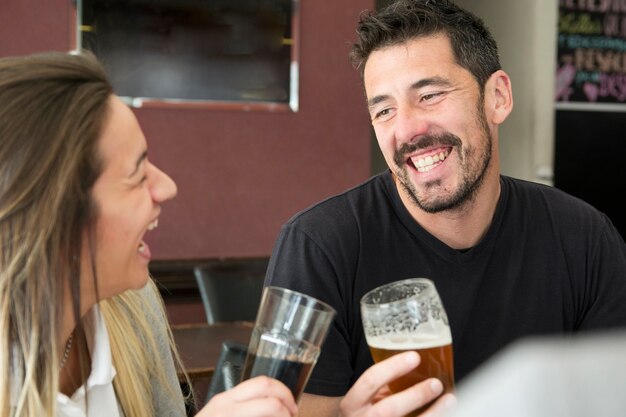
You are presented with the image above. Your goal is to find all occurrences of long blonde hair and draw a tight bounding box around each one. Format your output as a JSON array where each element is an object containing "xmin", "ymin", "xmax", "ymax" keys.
[
  {"xmin": 0, "ymin": 51, "xmax": 187, "ymax": 416},
  {"xmin": 101, "ymin": 280, "xmax": 189, "ymax": 417}
]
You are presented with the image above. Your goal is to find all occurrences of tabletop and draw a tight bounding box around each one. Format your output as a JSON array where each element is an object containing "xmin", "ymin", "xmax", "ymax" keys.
[{"xmin": 172, "ymin": 321, "xmax": 254, "ymax": 380}]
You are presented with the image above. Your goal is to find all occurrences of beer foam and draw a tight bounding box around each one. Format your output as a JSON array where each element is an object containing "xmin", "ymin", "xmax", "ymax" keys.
[{"xmin": 366, "ymin": 332, "xmax": 452, "ymax": 350}]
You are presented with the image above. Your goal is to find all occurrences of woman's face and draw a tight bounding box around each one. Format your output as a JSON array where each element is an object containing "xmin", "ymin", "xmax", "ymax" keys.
[{"xmin": 83, "ymin": 95, "xmax": 177, "ymax": 302}]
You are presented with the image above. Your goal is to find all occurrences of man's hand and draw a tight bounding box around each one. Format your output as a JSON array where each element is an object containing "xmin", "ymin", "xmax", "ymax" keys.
[{"xmin": 339, "ymin": 351, "xmax": 456, "ymax": 417}]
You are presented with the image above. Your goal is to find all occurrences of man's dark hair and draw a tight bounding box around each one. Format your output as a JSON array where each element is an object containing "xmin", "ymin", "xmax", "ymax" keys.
[{"xmin": 350, "ymin": 0, "xmax": 501, "ymax": 88}]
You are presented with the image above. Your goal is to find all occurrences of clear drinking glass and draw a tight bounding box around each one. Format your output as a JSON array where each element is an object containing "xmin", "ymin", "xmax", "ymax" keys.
[
  {"xmin": 241, "ymin": 286, "xmax": 336, "ymax": 401},
  {"xmin": 361, "ymin": 278, "xmax": 455, "ymax": 416}
]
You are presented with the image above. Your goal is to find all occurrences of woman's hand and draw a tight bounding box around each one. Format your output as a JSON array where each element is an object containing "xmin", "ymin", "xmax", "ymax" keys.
[
  {"xmin": 339, "ymin": 351, "xmax": 456, "ymax": 417},
  {"xmin": 196, "ymin": 375, "xmax": 298, "ymax": 417}
]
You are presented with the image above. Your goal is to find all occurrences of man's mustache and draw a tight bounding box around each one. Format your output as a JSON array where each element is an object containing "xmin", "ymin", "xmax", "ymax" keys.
[{"xmin": 394, "ymin": 133, "xmax": 462, "ymax": 166}]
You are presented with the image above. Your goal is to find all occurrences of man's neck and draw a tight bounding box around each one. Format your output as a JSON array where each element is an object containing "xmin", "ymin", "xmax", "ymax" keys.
[{"xmin": 398, "ymin": 172, "xmax": 501, "ymax": 250}]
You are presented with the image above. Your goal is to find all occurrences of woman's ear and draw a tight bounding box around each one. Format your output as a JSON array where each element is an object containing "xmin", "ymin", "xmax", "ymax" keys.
[{"xmin": 485, "ymin": 70, "xmax": 513, "ymax": 125}]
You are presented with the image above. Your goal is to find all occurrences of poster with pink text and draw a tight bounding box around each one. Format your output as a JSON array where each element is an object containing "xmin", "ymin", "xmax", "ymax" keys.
[{"xmin": 556, "ymin": 0, "xmax": 626, "ymax": 111}]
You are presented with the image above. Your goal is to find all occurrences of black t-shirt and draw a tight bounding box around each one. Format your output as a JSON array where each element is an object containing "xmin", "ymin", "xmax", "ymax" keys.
[{"xmin": 265, "ymin": 171, "xmax": 626, "ymax": 396}]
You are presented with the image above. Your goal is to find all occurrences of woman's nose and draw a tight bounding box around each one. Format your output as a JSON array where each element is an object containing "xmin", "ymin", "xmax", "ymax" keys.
[{"xmin": 149, "ymin": 163, "xmax": 177, "ymax": 203}]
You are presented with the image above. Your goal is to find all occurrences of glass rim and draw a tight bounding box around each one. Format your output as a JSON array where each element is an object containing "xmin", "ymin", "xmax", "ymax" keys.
[
  {"xmin": 265, "ymin": 286, "xmax": 337, "ymax": 315},
  {"xmin": 360, "ymin": 277, "xmax": 436, "ymax": 308}
]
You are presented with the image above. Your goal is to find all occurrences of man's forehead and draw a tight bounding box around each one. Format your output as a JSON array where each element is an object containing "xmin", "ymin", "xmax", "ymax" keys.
[{"xmin": 364, "ymin": 35, "xmax": 457, "ymax": 84}]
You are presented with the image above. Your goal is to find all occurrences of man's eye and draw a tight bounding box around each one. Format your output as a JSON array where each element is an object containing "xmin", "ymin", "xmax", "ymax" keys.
[
  {"xmin": 374, "ymin": 108, "xmax": 391, "ymax": 120},
  {"xmin": 421, "ymin": 92, "xmax": 443, "ymax": 102}
]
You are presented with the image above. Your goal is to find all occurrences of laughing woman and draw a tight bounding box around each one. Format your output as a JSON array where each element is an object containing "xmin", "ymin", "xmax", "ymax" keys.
[{"xmin": 0, "ymin": 51, "xmax": 297, "ymax": 417}]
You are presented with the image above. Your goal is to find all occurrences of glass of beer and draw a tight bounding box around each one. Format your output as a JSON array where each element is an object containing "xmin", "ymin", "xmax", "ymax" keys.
[
  {"xmin": 241, "ymin": 286, "xmax": 336, "ymax": 401},
  {"xmin": 361, "ymin": 278, "xmax": 454, "ymax": 416}
]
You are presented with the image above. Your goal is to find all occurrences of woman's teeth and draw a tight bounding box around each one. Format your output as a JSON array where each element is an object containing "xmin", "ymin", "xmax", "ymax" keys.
[
  {"xmin": 147, "ymin": 218, "xmax": 159, "ymax": 231},
  {"xmin": 412, "ymin": 150, "xmax": 450, "ymax": 173},
  {"xmin": 139, "ymin": 219, "xmax": 159, "ymax": 253}
]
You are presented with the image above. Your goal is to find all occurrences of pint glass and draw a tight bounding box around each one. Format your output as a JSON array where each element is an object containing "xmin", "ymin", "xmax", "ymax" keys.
[
  {"xmin": 241, "ymin": 286, "xmax": 336, "ymax": 401},
  {"xmin": 361, "ymin": 278, "xmax": 454, "ymax": 416}
]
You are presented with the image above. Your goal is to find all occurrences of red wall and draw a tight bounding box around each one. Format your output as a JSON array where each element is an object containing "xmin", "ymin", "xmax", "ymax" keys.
[{"xmin": 0, "ymin": 0, "xmax": 373, "ymax": 260}]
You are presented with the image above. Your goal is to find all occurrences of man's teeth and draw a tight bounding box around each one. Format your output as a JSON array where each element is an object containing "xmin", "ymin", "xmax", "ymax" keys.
[
  {"xmin": 412, "ymin": 150, "xmax": 450, "ymax": 173},
  {"xmin": 147, "ymin": 219, "xmax": 159, "ymax": 231},
  {"xmin": 138, "ymin": 242, "xmax": 145, "ymax": 253}
]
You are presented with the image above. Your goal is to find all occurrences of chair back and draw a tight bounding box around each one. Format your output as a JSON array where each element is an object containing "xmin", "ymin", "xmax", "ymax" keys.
[{"xmin": 193, "ymin": 259, "xmax": 267, "ymax": 324}]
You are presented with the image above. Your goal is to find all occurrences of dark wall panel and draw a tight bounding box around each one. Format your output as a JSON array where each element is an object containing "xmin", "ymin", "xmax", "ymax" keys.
[
  {"xmin": 554, "ymin": 110, "xmax": 626, "ymax": 239},
  {"xmin": 0, "ymin": 0, "xmax": 374, "ymax": 259}
]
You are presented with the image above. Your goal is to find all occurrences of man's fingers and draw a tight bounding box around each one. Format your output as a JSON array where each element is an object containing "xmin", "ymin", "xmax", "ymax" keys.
[
  {"xmin": 370, "ymin": 378, "xmax": 444, "ymax": 417},
  {"xmin": 342, "ymin": 351, "xmax": 420, "ymax": 410},
  {"xmin": 419, "ymin": 393, "xmax": 457, "ymax": 417}
]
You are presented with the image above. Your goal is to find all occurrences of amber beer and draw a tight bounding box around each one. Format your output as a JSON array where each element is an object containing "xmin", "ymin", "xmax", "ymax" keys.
[
  {"xmin": 361, "ymin": 278, "xmax": 454, "ymax": 417},
  {"xmin": 368, "ymin": 335, "xmax": 454, "ymax": 416}
]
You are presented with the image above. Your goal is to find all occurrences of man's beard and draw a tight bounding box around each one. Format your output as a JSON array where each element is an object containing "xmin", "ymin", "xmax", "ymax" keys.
[{"xmin": 392, "ymin": 107, "xmax": 493, "ymax": 214}]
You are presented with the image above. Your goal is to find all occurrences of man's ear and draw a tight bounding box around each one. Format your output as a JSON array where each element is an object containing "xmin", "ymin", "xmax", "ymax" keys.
[{"xmin": 484, "ymin": 70, "xmax": 513, "ymax": 125}]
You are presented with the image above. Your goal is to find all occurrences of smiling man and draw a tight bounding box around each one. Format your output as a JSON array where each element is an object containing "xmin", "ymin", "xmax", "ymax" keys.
[{"xmin": 265, "ymin": 1, "xmax": 626, "ymax": 417}]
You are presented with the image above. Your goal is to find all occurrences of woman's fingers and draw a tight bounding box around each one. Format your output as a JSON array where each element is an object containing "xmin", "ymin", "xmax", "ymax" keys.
[
  {"xmin": 231, "ymin": 376, "xmax": 295, "ymax": 405},
  {"xmin": 230, "ymin": 397, "xmax": 297, "ymax": 417},
  {"xmin": 199, "ymin": 376, "xmax": 298, "ymax": 417}
]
